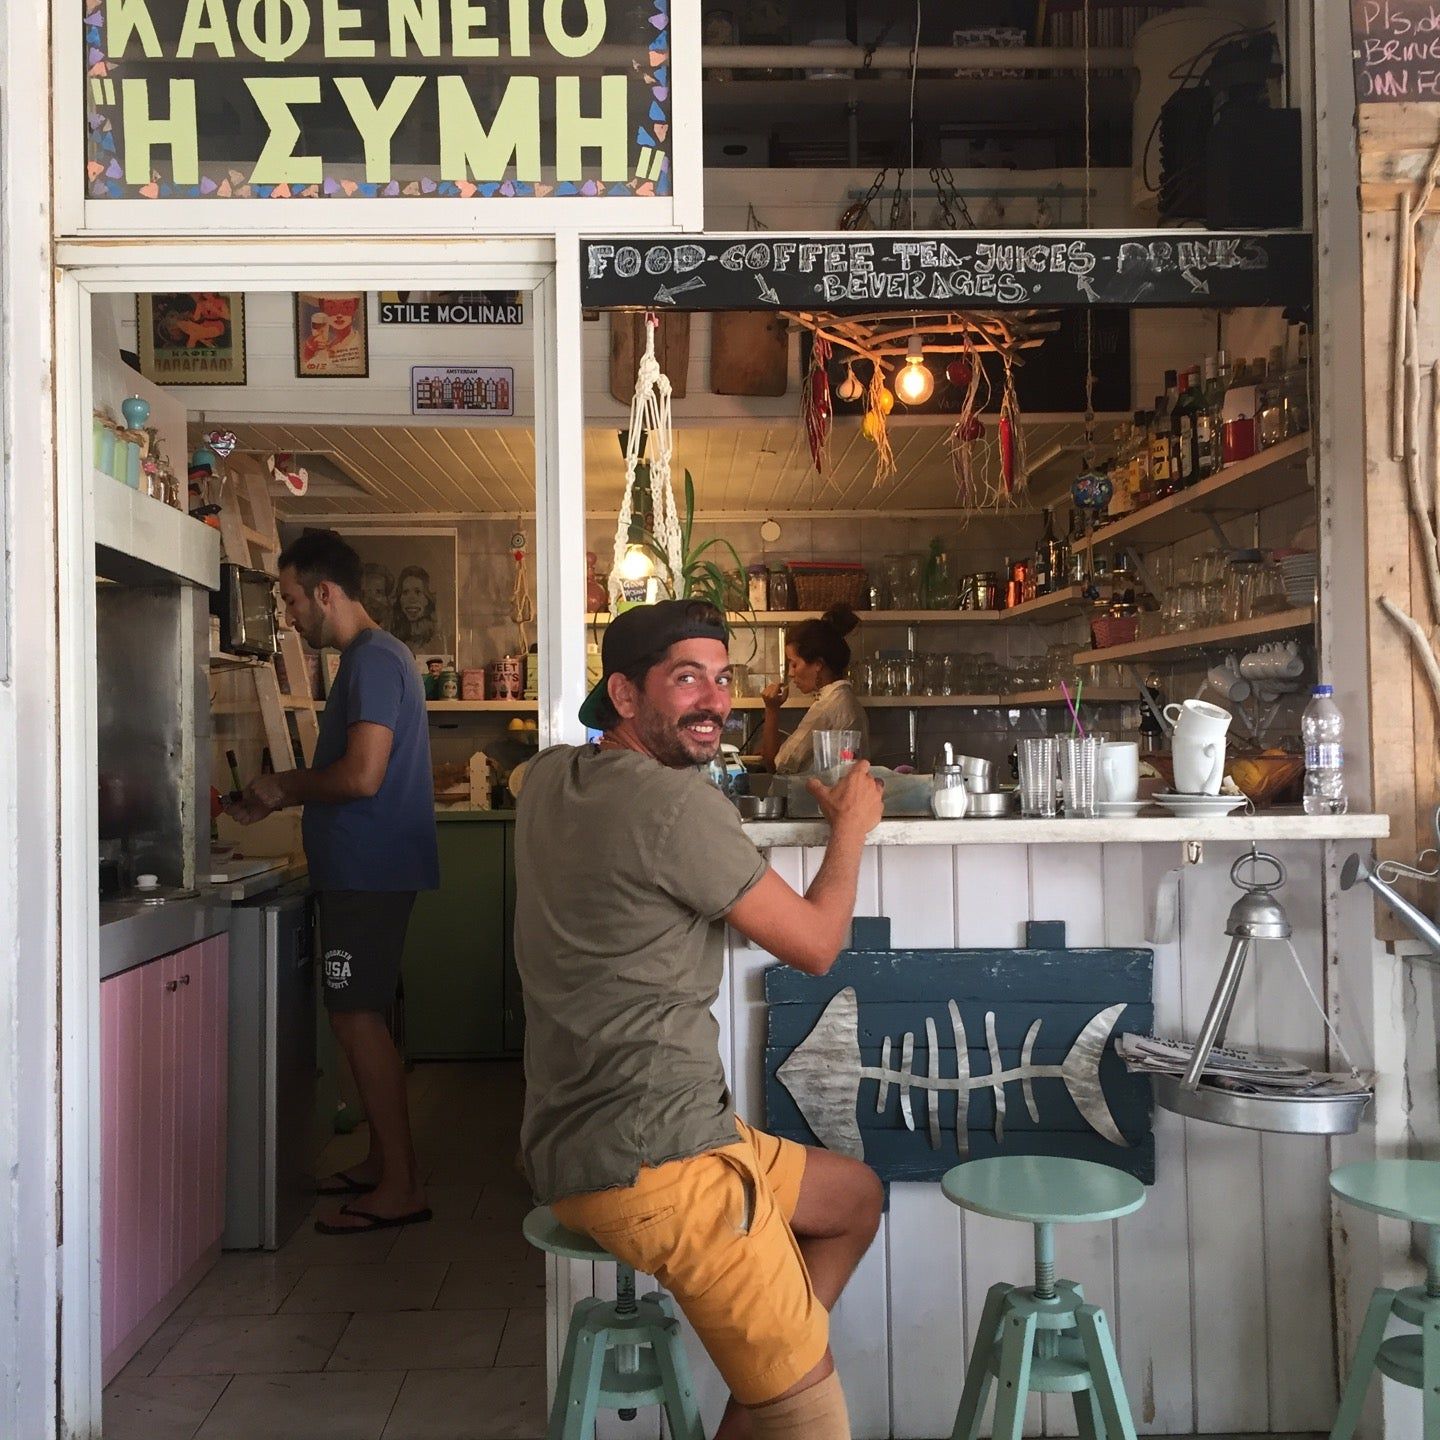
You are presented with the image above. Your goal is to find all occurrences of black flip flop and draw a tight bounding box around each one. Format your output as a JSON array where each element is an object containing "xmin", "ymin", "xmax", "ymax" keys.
[
  {"xmin": 315, "ymin": 1169, "xmax": 376, "ymax": 1197},
  {"xmin": 314, "ymin": 1203, "xmax": 434, "ymax": 1235}
]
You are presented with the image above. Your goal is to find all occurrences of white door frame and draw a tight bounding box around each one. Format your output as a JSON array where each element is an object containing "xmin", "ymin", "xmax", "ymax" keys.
[{"xmin": 50, "ymin": 236, "xmax": 587, "ymax": 1435}]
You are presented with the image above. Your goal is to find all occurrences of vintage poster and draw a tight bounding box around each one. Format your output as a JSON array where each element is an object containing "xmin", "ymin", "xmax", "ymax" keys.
[
  {"xmin": 136, "ymin": 293, "xmax": 246, "ymax": 385},
  {"xmin": 410, "ymin": 366, "xmax": 516, "ymax": 416},
  {"xmin": 338, "ymin": 527, "xmax": 460, "ymax": 668},
  {"xmin": 295, "ymin": 293, "xmax": 369, "ymax": 378}
]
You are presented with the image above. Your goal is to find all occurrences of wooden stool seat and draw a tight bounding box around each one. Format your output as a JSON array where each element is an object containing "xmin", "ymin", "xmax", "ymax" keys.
[
  {"xmin": 523, "ymin": 1205, "xmax": 703, "ymax": 1440},
  {"xmin": 942, "ymin": 1157, "xmax": 1147, "ymax": 1440},
  {"xmin": 1330, "ymin": 1161, "xmax": 1440, "ymax": 1440}
]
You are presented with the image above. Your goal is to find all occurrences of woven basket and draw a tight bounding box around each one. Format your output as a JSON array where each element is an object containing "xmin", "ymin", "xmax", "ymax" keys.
[
  {"xmin": 1089, "ymin": 614, "xmax": 1139, "ymax": 649},
  {"xmin": 786, "ymin": 562, "xmax": 867, "ymax": 612}
]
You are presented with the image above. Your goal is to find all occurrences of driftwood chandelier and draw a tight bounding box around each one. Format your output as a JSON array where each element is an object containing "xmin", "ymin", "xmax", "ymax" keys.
[{"xmin": 786, "ymin": 307, "xmax": 1055, "ymax": 505}]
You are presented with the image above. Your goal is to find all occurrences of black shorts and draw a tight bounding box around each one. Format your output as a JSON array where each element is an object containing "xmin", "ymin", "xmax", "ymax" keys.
[{"xmin": 316, "ymin": 890, "xmax": 416, "ymax": 1013}]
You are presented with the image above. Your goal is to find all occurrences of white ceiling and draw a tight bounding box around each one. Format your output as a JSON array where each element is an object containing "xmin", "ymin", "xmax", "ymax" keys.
[{"xmin": 226, "ymin": 414, "xmax": 1106, "ymax": 520}]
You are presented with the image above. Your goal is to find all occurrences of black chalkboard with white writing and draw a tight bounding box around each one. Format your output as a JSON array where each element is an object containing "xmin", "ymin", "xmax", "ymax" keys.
[
  {"xmin": 1351, "ymin": 0, "xmax": 1440, "ymax": 102},
  {"xmin": 579, "ymin": 232, "xmax": 1313, "ymax": 312}
]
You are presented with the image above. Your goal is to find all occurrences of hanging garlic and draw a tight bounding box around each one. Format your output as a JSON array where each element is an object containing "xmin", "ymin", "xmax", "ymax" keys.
[{"xmin": 836, "ymin": 363, "xmax": 864, "ymax": 402}]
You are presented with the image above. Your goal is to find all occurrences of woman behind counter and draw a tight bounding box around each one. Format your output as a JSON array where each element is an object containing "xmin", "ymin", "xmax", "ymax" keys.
[{"xmin": 760, "ymin": 603, "xmax": 870, "ymax": 773}]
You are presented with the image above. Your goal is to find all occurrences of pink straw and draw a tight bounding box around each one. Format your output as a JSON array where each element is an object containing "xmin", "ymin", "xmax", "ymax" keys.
[{"xmin": 1060, "ymin": 679, "xmax": 1087, "ymax": 739}]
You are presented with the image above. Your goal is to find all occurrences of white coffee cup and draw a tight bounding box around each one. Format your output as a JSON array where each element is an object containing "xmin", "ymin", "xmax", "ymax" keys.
[
  {"xmin": 1164, "ymin": 698, "xmax": 1232, "ymax": 744},
  {"xmin": 1173, "ymin": 733, "xmax": 1225, "ymax": 794},
  {"xmin": 1099, "ymin": 741, "xmax": 1140, "ymax": 802}
]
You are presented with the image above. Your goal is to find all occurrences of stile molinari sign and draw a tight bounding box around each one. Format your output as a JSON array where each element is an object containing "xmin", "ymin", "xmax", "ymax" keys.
[{"xmin": 84, "ymin": 0, "xmax": 676, "ymax": 200}]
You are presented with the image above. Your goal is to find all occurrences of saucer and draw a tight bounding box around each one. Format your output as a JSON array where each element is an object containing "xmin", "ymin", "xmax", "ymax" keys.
[
  {"xmin": 1096, "ymin": 800, "xmax": 1146, "ymax": 817},
  {"xmin": 1153, "ymin": 791, "xmax": 1247, "ymax": 816}
]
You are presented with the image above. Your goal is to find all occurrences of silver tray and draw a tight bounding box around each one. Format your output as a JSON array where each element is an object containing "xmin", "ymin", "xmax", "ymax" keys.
[{"xmin": 1150, "ymin": 1072, "xmax": 1371, "ymax": 1135}]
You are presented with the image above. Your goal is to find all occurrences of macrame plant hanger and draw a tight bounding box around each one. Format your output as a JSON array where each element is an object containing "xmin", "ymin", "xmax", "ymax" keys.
[{"xmin": 609, "ymin": 314, "xmax": 684, "ymax": 609}]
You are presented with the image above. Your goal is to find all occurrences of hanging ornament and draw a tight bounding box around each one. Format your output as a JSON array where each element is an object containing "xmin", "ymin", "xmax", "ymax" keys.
[
  {"xmin": 205, "ymin": 429, "xmax": 237, "ymax": 458},
  {"xmin": 511, "ymin": 532, "xmax": 536, "ymax": 652},
  {"xmin": 266, "ymin": 452, "xmax": 309, "ymax": 497},
  {"xmin": 945, "ymin": 358, "xmax": 974, "ymax": 389},
  {"xmin": 610, "ymin": 316, "xmax": 684, "ymax": 610},
  {"xmin": 997, "ymin": 354, "xmax": 1028, "ymax": 498},
  {"xmin": 802, "ymin": 336, "xmax": 834, "ymax": 474},
  {"xmin": 947, "ymin": 335, "xmax": 990, "ymax": 505},
  {"xmin": 864, "ymin": 361, "xmax": 896, "ymax": 486},
  {"xmin": 836, "ymin": 362, "xmax": 864, "ymax": 403}
]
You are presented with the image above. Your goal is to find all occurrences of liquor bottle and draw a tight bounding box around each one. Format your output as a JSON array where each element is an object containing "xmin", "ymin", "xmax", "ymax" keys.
[
  {"xmin": 1132, "ymin": 410, "xmax": 1153, "ymax": 506},
  {"xmin": 1150, "ymin": 385, "xmax": 1174, "ymax": 497},
  {"xmin": 1033, "ymin": 510, "xmax": 1054, "ymax": 595},
  {"xmin": 1108, "ymin": 423, "xmax": 1135, "ymax": 518},
  {"xmin": 1194, "ymin": 357, "xmax": 1220, "ymax": 479},
  {"xmin": 1044, "ymin": 506, "xmax": 1068, "ymax": 592},
  {"xmin": 1284, "ymin": 323, "xmax": 1310, "ymax": 436},
  {"xmin": 1172, "ymin": 369, "xmax": 1199, "ymax": 488}
]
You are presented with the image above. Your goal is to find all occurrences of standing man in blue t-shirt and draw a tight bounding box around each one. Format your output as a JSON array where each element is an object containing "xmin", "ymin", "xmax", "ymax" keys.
[{"xmin": 229, "ymin": 529, "xmax": 439, "ymax": 1235}]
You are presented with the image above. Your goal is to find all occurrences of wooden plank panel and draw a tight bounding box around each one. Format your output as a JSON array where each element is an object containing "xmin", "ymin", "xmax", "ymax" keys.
[
  {"xmin": 1027, "ymin": 844, "xmax": 1115, "ymax": 1437},
  {"xmin": 1179, "ymin": 851, "xmax": 1270, "ymax": 1433},
  {"xmin": 954, "ymin": 847, "xmax": 1041, "ymax": 1436},
  {"xmin": 1113, "ymin": 845, "xmax": 1195, "ymax": 1435},
  {"xmin": 804, "ymin": 844, "xmax": 891, "ymax": 1439},
  {"xmin": 879, "ymin": 845, "xmax": 966, "ymax": 1440},
  {"xmin": 1253, "ymin": 845, "xmax": 1337, "ymax": 1429}
]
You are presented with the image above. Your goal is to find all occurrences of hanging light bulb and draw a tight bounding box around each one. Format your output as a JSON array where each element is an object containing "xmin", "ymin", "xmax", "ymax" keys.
[
  {"xmin": 618, "ymin": 543, "xmax": 656, "ymax": 582},
  {"xmin": 895, "ymin": 335, "xmax": 935, "ymax": 406}
]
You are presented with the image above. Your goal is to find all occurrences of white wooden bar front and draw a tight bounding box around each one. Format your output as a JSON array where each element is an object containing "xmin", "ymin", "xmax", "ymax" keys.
[{"xmin": 550, "ymin": 833, "xmax": 1393, "ymax": 1440}]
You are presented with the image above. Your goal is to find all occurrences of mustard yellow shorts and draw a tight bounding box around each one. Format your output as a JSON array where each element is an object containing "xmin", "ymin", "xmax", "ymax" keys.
[{"xmin": 550, "ymin": 1117, "xmax": 826, "ymax": 1407}]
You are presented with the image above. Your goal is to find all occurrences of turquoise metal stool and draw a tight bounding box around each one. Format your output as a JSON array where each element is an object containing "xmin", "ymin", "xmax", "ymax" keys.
[
  {"xmin": 942, "ymin": 1156, "xmax": 1147, "ymax": 1440},
  {"xmin": 1330, "ymin": 1160, "xmax": 1440, "ymax": 1440},
  {"xmin": 523, "ymin": 1206, "xmax": 704, "ymax": 1440}
]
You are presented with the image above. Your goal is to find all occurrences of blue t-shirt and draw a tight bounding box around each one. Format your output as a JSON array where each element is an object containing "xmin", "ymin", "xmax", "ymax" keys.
[{"xmin": 302, "ymin": 628, "xmax": 440, "ymax": 893}]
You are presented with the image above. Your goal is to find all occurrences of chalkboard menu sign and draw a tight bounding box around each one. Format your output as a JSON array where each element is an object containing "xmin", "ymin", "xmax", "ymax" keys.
[
  {"xmin": 579, "ymin": 232, "xmax": 1313, "ymax": 312},
  {"xmin": 1351, "ymin": 0, "xmax": 1440, "ymax": 102}
]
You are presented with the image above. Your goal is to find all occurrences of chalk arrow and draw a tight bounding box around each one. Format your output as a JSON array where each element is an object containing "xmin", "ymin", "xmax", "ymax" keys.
[
  {"xmin": 755, "ymin": 274, "xmax": 780, "ymax": 304},
  {"xmin": 1182, "ymin": 267, "xmax": 1210, "ymax": 295},
  {"xmin": 653, "ymin": 275, "xmax": 706, "ymax": 305},
  {"xmin": 1077, "ymin": 276, "xmax": 1099, "ymax": 302}
]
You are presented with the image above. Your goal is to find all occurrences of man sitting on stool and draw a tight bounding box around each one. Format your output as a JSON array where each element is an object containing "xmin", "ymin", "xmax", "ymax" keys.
[{"xmin": 513, "ymin": 600, "xmax": 883, "ymax": 1439}]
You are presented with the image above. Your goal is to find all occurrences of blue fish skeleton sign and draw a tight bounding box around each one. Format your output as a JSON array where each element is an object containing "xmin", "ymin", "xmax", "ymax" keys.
[{"xmin": 763, "ymin": 919, "xmax": 1155, "ymax": 1183}]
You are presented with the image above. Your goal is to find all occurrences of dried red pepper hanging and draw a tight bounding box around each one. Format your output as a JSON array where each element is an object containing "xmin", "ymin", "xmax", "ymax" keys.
[{"xmin": 802, "ymin": 336, "xmax": 833, "ymax": 475}]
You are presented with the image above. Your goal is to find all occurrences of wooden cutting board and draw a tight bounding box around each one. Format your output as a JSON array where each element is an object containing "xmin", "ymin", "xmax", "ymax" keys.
[
  {"xmin": 609, "ymin": 312, "xmax": 690, "ymax": 402},
  {"xmin": 711, "ymin": 311, "xmax": 789, "ymax": 395}
]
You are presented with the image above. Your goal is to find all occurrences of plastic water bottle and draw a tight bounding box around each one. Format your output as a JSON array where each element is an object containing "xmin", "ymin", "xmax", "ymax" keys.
[{"xmin": 1302, "ymin": 685, "xmax": 1346, "ymax": 815}]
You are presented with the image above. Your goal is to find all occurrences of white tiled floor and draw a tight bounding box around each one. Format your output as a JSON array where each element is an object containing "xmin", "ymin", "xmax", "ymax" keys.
[{"xmin": 105, "ymin": 1061, "xmax": 545, "ymax": 1440}]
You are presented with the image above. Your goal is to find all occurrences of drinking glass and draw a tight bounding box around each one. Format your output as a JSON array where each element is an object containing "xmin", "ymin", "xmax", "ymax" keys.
[
  {"xmin": 1248, "ymin": 558, "xmax": 1290, "ymax": 616},
  {"xmin": 1018, "ymin": 738, "xmax": 1059, "ymax": 818},
  {"xmin": 1060, "ymin": 736, "xmax": 1102, "ymax": 818},
  {"xmin": 814, "ymin": 729, "xmax": 862, "ymax": 784},
  {"xmin": 900, "ymin": 655, "xmax": 920, "ymax": 696},
  {"xmin": 922, "ymin": 653, "xmax": 945, "ymax": 696}
]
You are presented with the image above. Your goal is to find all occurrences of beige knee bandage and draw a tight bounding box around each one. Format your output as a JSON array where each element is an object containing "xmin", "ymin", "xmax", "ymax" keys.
[{"xmin": 747, "ymin": 1370, "xmax": 851, "ymax": 1440}]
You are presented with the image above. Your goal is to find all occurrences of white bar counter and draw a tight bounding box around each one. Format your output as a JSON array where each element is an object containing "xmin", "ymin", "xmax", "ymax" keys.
[{"xmin": 743, "ymin": 811, "xmax": 1390, "ymax": 848}]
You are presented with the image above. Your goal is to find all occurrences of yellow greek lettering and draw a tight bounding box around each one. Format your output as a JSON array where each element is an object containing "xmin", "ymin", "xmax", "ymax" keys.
[
  {"xmin": 323, "ymin": 0, "xmax": 375, "ymax": 56},
  {"xmin": 388, "ymin": 0, "xmax": 441, "ymax": 56},
  {"xmin": 554, "ymin": 72, "xmax": 627, "ymax": 180},
  {"xmin": 176, "ymin": 0, "xmax": 235, "ymax": 57},
  {"xmin": 245, "ymin": 76, "xmax": 323, "ymax": 183},
  {"xmin": 237, "ymin": 0, "xmax": 311, "ymax": 62},
  {"xmin": 543, "ymin": 0, "xmax": 604, "ymax": 58},
  {"xmin": 450, "ymin": 0, "xmax": 498, "ymax": 57},
  {"xmin": 106, "ymin": 0, "xmax": 163, "ymax": 58},
  {"xmin": 509, "ymin": 0, "xmax": 531, "ymax": 56},
  {"xmin": 437, "ymin": 74, "xmax": 540, "ymax": 181},
  {"xmin": 334, "ymin": 75, "xmax": 424, "ymax": 181},
  {"xmin": 120, "ymin": 78, "xmax": 198, "ymax": 183}
]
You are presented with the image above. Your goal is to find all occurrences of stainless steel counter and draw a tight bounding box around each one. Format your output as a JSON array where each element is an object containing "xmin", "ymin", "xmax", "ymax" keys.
[{"xmin": 101, "ymin": 861, "xmax": 306, "ymax": 980}]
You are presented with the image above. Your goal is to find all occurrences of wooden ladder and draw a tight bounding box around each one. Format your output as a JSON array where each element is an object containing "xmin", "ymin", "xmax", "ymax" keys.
[{"xmin": 218, "ymin": 454, "xmax": 319, "ymax": 770}]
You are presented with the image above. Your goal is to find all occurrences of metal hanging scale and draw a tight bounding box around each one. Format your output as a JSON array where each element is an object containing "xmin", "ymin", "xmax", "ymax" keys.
[{"xmin": 1150, "ymin": 850, "xmax": 1372, "ymax": 1135}]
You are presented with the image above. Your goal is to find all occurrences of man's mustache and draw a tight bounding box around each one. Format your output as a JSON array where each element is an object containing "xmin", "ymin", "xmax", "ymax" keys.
[{"xmin": 677, "ymin": 710, "xmax": 725, "ymax": 729}]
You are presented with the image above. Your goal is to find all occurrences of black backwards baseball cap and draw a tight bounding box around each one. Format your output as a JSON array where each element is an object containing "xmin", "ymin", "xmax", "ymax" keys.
[{"xmin": 579, "ymin": 599, "xmax": 730, "ymax": 730}]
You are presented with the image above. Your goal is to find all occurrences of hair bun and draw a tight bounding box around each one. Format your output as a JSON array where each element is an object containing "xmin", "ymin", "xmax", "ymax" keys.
[{"xmin": 821, "ymin": 602, "xmax": 860, "ymax": 637}]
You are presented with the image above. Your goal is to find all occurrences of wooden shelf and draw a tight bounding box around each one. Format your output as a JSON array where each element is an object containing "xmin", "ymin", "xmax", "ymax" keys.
[
  {"xmin": 1074, "ymin": 607, "xmax": 1315, "ymax": 667},
  {"xmin": 208, "ymin": 651, "xmax": 262, "ymax": 672},
  {"xmin": 1003, "ymin": 688, "xmax": 1135, "ymax": 706},
  {"xmin": 586, "ymin": 590, "xmax": 1087, "ymax": 631},
  {"xmin": 1075, "ymin": 434, "xmax": 1312, "ymax": 554}
]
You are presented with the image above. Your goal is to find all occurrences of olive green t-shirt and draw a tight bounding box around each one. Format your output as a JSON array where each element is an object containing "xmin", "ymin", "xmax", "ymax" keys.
[{"xmin": 514, "ymin": 745, "xmax": 767, "ymax": 1203}]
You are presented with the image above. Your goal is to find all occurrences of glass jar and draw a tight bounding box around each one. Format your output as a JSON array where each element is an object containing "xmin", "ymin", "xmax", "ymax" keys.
[
  {"xmin": 747, "ymin": 564, "xmax": 769, "ymax": 612},
  {"xmin": 925, "ymin": 551, "xmax": 957, "ymax": 609},
  {"xmin": 931, "ymin": 765, "xmax": 969, "ymax": 818},
  {"xmin": 768, "ymin": 567, "xmax": 794, "ymax": 612}
]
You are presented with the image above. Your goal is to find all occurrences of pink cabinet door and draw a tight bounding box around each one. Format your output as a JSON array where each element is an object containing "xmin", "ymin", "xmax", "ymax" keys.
[{"xmin": 100, "ymin": 934, "xmax": 229, "ymax": 1376}]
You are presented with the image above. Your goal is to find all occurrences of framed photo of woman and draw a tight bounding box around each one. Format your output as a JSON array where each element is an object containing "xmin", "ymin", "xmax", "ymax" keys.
[{"xmin": 333, "ymin": 528, "xmax": 460, "ymax": 667}]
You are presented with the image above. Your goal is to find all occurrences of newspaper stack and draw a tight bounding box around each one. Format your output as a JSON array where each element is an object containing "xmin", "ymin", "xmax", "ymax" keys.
[{"xmin": 1118, "ymin": 1033, "xmax": 1373, "ymax": 1098}]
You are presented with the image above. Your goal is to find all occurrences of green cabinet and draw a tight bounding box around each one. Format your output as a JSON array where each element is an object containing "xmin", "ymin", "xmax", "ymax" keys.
[{"xmin": 401, "ymin": 818, "xmax": 519, "ymax": 1059}]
